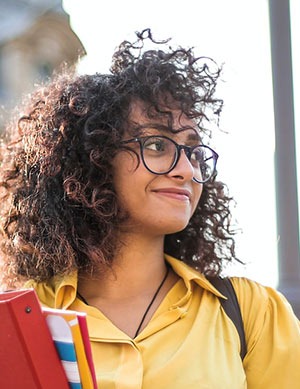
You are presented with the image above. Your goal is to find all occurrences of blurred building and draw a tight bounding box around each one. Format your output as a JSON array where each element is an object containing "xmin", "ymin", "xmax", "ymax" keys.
[{"xmin": 0, "ymin": 0, "xmax": 86, "ymax": 128}]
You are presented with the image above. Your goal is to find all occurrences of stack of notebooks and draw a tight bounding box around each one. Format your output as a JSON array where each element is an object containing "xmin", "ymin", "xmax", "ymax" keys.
[{"xmin": 0, "ymin": 288, "xmax": 97, "ymax": 389}]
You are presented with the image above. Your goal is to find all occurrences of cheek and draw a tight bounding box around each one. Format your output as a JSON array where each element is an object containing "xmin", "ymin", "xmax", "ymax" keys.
[
  {"xmin": 112, "ymin": 154, "xmax": 147, "ymax": 209},
  {"xmin": 113, "ymin": 152, "xmax": 138, "ymax": 176},
  {"xmin": 112, "ymin": 152, "xmax": 138, "ymax": 189}
]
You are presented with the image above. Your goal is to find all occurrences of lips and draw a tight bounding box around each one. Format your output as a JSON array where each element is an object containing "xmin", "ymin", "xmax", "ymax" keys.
[{"xmin": 152, "ymin": 187, "xmax": 192, "ymax": 201}]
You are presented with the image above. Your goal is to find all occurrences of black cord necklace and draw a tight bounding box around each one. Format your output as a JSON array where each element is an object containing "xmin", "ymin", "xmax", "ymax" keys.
[
  {"xmin": 77, "ymin": 290, "xmax": 89, "ymax": 305},
  {"xmin": 134, "ymin": 265, "xmax": 169, "ymax": 338},
  {"xmin": 77, "ymin": 264, "xmax": 170, "ymax": 338}
]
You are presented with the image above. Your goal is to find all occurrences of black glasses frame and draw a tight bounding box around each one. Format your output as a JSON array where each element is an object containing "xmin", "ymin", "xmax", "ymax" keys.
[{"xmin": 121, "ymin": 135, "xmax": 219, "ymax": 183}]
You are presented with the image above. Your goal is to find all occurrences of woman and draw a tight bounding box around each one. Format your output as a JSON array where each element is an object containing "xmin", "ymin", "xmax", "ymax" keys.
[{"xmin": 0, "ymin": 29, "xmax": 299, "ymax": 388}]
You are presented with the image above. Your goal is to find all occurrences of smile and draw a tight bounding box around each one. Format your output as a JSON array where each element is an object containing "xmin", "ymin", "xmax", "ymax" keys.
[{"xmin": 152, "ymin": 188, "xmax": 192, "ymax": 202}]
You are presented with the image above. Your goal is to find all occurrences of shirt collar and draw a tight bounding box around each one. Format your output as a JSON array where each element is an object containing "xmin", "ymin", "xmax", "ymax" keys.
[
  {"xmin": 25, "ymin": 255, "xmax": 226, "ymax": 309},
  {"xmin": 164, "ymin": 255, "xmax": 227, "ymax": 299},
  {"xmin": 25, "ymin": 271, "xmax": 78, "ymax": 309}
]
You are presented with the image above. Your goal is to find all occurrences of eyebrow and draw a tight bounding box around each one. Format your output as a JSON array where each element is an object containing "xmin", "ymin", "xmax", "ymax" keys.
[
  {"xmin": 131, "ymin": 123, "xmax": 201, "ymax": 143},
  {"xmin": 135, "ymin": 123, "xmax": 199, "ymax": 134},
  {"xmin": 185, "ymin": 131, "xmax": 201, "ymax": 142}
]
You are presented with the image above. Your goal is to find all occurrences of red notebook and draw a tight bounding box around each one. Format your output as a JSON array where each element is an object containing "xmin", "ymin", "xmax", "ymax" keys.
[{"xmin": 0, "ymin": 289, "xmax": 69, "ymax": 389}]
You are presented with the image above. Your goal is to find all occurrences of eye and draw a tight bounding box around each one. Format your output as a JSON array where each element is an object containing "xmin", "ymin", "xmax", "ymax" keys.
[
  {"xmin": 190, "ymin": 147, "xmax": 204, "ymax": 165},
  {"xmin": 143, "ymin": 137, "xmax": 168, "ymax": 153}
]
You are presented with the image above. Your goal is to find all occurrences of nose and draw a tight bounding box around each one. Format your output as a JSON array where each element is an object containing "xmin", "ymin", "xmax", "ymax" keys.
[{"xmin": 167, "ymin": 149, "xmax": 194, "ymax": 181}]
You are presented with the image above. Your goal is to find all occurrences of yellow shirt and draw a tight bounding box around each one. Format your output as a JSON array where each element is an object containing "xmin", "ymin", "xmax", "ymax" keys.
[{"xmin": 26, "ymin": 255, "xmax": 300, "ymax": 389}]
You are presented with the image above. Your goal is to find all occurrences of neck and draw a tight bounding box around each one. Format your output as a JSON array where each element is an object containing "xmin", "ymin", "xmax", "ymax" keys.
[
  {"xmin": 77, "ymin": 232, "xmax": 180, "ymax": 338},
  {"xmin": 78, "ymin": 232, "xmax": 167, "ymax": 301}
]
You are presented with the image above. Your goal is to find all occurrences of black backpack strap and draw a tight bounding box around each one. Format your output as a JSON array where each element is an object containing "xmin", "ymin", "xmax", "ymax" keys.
[{"xmin": 207, "ymin": 276, "xmax": 247, "ymax": 360}]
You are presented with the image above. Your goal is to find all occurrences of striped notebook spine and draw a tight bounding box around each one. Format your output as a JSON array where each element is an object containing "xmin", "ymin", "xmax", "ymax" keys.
[{"xmin": 45, "ymin": 315, "xmax": 82, "ymax": 389}]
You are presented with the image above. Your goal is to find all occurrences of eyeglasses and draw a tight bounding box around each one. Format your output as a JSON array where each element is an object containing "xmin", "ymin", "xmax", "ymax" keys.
[{"xmin": 121, "ymin": 135, "xmax": 218, "ymax": 183}]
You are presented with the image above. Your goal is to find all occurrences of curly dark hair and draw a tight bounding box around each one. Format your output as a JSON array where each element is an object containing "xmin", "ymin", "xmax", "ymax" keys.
[{"xmin": 0, "ymin": 29, "xmax": 239, "ymax": 287}]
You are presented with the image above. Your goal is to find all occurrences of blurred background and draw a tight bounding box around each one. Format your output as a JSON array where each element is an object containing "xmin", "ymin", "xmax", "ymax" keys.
[{"xmin": 0, "ymin": 0, "xmax": 299, "ymax": 315}]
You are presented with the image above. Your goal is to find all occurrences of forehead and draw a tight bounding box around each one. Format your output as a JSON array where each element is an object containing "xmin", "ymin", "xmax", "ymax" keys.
[{"xmin": 128, "ymin": 101, "xmax": 197, "ymax": 132}]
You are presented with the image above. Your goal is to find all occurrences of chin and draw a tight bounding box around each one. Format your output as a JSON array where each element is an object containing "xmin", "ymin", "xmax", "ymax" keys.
[{"xmin": 162, "ymin": 221, "xmax": 190, "ymax": 235}]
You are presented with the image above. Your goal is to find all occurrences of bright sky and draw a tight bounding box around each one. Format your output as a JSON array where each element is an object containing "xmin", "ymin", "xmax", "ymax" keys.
[{"xmin": 62, "ymin": 0, "xmax": 299, "ymax": 287}]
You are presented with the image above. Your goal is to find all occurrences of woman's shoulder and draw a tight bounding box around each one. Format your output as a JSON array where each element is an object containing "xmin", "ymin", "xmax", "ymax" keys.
[
  {"xmin": 229, "ymin": 276, "xmax": 293, "ymax": 315},
  {"xmin": 230, "ymin": 276, "xmax": 275, "ymax": 297},
  {"xmin": 229, "ymin": 276, "xmax": 299, "ymax": 339},
  {"xmin": 229, "ymin": 276, "xmax": 289, "ymax": 306}
]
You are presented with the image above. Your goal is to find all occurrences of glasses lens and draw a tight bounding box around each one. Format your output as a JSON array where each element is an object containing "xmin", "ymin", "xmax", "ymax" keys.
[
  {"xmin": 191, "ymin": 146, "xmax": 216, "ymax": 183},
  {"xmin": 140, "ymin": 136, "xmax": 216, "ymax": 183},
  {"xmin": 142, "ymin": 136, "xmax": 176, "ymax": 173}
]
